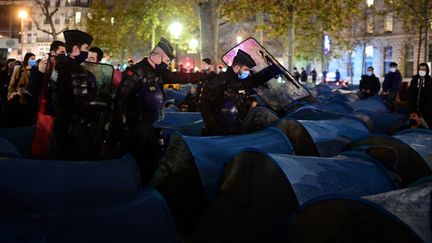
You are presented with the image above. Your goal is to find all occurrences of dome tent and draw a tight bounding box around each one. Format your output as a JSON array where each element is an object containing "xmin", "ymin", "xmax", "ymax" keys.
[
  {"xmin": 151, "ymin": 127, "xmax": 294, "ymax": 234},
  {"xmin": 191, "ymin": 150, "xmax": 395, "ymax": 242}
]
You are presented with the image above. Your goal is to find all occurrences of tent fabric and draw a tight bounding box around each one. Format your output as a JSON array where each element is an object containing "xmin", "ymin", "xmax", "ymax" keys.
[
  {"xmin": 0, "ymin": 138, "xmax": 22, "ymax": 158},
  {"xmin": 353, "ymin": 109, "xmax": 407, "ymax": 134},
  {"xmin": 191, "ymin": 150, "xmax": 395, "ymax": 243},
  {"xmin": 181, "ymin": 127, "xmax": 294, "ymax": 201},
  {"xmin": 153, "ymin": 112, "xmax": 203, "ymax": 136},
  {"xmin": 0, "ymin": 189, "xmax": 178, "ymax": 243},
  {"xmin": 164, "ymin": 89, "xmax": 186, "ymax": 107},
  {"xmin": 288, "ymin": 106, "xmax": 350, "ymax": 121},
  {"xmin": 307, "ymin": 101, "xmax": 353, "ymax": 114},
  {"xmin": 0, "ymin": 155, "xmax": 142, "ymax": 213},
  {"xmin": 394, "ymin": 129, "xmax": 432, "ymax": 169},
  {"xmin": 0, "ymin": 126, "xmax": 33, "ymax": 157},
  {"xmin": 346, "ymin": 134, "xmax": 432, "ymax": 187},
  {"xmin": 152, "ymin": 128, "xmax": 294, "ymax": 234},
  {"xmin": 345, "ymin": 95, "xmax": 389, "ymax": 113},
  {"xmin": 283, "ymin": 182, "xmax": 431, "ymax": 243},
  {"xmin": 270, "ymin": 153, "xmax": 395, "ymax": 205},
  {"xmin": 276, "ymin": 117, "xmax": 370, "ymax": 157}
]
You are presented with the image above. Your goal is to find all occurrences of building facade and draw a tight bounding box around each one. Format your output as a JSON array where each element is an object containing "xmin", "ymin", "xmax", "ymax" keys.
[
  {"xmin": 0, "ymin": 0, "xmax": 91, "ymax": 60},
  {"xmin": 328, "ymin": 0, "xmax": 429, "ymax": 84}
]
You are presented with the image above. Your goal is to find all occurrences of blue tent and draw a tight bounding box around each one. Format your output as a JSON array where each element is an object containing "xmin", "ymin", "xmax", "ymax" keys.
[
  {"xmin": 276, "ymin": 117, "xmax": 370, "ymax": 157},
  {"xmin": 191, "ymin": 150, "xmax": 395, "ymax": 242},
  {"xmin": 393, "ymin": 129, "xmax": 432, "ymax": 169},
  {"xmin": 346, "ymin": 130, "xmax": 432, "ymax": 187},
  {"xmin": 0, "ymin": 155, "xmax": 142, "ymax": 213},
  {"xmin": 283, "ymin": 182, "xmax": 431, "ymax": 243},
  {"xmin": 165, "ymin": 89, "xmax": 186, "ymax": 107},
  {"xmin": 346, "ymin": 95, "xmax": 389, "ymax": 113},
  {"xmin": 0, "ymin": 126, "xmax": 33, "ymax": 157},
  {"xmin": 154, "ymin": 112, "xmax": 203, "ymax": 137},
  {"xmin": 0, "ymin": 138, "xmax": 22, "ymax": 158},
  {"xmin": 152, "ymin": 127, "xmax": 294, "ymax": 234},
  {"xmin": 0, "ymin": 189, "xmax": 178, "ymax": 243},
  {"xmin": 352, "ymin": 109, "xmax": 407, "ymax": 134}
]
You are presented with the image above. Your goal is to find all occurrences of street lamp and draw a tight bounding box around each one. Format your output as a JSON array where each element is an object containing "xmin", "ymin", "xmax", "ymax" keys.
[
  {"xmin": 236, "ymin": 35, "xmax": 243, "ymax": 44},
  {"xmin": 169, "ymin": 22, "xmax": 183, "ymax": 69},
  {"xmin": 18, "ymin": 9, "xmax": 28, "ymax": 60}
]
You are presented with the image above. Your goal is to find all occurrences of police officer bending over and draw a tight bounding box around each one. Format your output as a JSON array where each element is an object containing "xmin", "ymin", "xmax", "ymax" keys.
[
  {"xmin": 198, "ymin": 49, "xmax": 278, "ymax": 135},
  {"xmin": 108, "ymin": 38, "xmax": 177, "ymax": 185}
]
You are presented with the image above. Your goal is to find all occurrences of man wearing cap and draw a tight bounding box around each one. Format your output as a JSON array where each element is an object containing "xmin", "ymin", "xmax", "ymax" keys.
[
  {"xmin": 198, "ymin": 49, "xmax": 276, "ymax": 135},
  {"xmin": 382, "ymin": 62, "xmax": 402, "ymax": 111},
  {"xmin": 108, "ymin": 37, "xmax": 180, "ymax": 186},
  {"xmin": 36, "ymin": 29, "xmax": 98, "ymax": 160}
]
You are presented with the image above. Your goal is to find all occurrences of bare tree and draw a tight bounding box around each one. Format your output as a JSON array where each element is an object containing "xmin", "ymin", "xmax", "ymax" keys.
[{"xmin": 32, "ymin": 0, "xmax": 66, "ymax": 41}]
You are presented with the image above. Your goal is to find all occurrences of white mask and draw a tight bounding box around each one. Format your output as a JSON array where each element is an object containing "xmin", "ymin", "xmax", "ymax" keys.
[
  {"xmin": 419, "ymin": 70, "xmax": 426, "ymax": 77},
  {"xmin": 390, "ymin": 67, "xmax": 396, "ymax": 72},
  {"xmin": 367, "ymin": 71, "xmax": 373, "ymax": 76}
]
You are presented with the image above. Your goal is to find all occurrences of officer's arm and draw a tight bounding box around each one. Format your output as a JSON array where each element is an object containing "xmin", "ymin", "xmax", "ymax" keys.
[
  {"xmin": 198, "ymin": 79, "xmax": 221, "ymax": 134},
  {"xmin": 247, "ymin": 64, "xmax": 281, "ymax": 88},
  {"xmin": 110, "ymin": 69, "xmax": 140, "ymax": 140}
]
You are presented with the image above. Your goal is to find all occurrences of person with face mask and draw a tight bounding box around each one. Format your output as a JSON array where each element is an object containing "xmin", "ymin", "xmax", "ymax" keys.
[
  {"xmin": 198, "ymin": 49, "xmax": 279, "ymax": 135},
  {"xmin": 381, "ymin": 62, "xmax": 402, "ymax": 111},
  {"xmin": 107, "ymin": 37, "xmax": 181, "ymax": 186},
  {"xmin": 3, "ymin": 53, "xmax": 35, "ymax": 126},
  {"xmin": 359, "ymin": 66, "xmax": 381, "ymax": 99},
  {"xmin": 34, "ymin": 30, "xmax": 97, "ymax": 160},
  {"xmin": 408, "ymin": 63, "xmax": 432, "ymax": 128}
]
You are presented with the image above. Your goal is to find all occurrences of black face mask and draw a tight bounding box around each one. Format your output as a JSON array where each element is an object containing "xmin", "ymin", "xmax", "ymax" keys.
[
  {"xmin": 409, "ymin": 118, "xmax": 418, "ymax": 126},
  {"xmin": 155, "ymin": 62, "xmax": 168, "ymax": 74},
  {"xmin": 74, "ymin": 51, "xmax": 88, "ymax": 63}
]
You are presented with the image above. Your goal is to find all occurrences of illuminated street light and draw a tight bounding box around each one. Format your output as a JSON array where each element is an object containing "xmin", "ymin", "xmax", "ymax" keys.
[
  {"xmin": 169, "ymin": 22, "xmax": 183, "ymax": 40},
  {"xmin": 18, "ymin": 9, "xmax": 28, "ymax": 60},
  {"xmin": 189, "ymin": 39, "xmax": 198, "ymax": 52},
  {"xmin": 236, "ymin": 35, "xmax": 242, "ymax": 44},
  {"xmin": 169, "ymin": 22, "xmax": 183, "ymax": 69}
]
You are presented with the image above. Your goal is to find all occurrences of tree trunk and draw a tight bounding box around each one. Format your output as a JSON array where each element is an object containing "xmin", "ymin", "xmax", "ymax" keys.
[
  {"xmin": 424, "ymin": 0, "xmax": 429, "ymax": 63},
  {"xmin": 256, "ymin": 11, "xmax": 264, "ymax": 43},
  {"xmin": 418, "ymin": 25, "xmax": 423, "ymax": 67},
  {"xmin": 287, "ymin": 16, "xmax": 295, "ymax": 71},
  {"xmin": 361, "ymin": 42, "xmax": 366, "ymax": 74},
  {"xmin": 199, "ymin": 0, "xmax": 218, "ymax": 64},
  {"xmin": 151, "ymin": 25, "xmax": 156, "ymax": 49},
  {"xmin": 348, "ymin": 51, "xmax": 353, "ymax": 84}
]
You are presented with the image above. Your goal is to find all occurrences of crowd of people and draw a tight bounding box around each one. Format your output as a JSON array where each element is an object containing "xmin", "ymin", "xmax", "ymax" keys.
[{"xmin": 0, "ymin": 29, "xmax": 431, "ymax": 186}]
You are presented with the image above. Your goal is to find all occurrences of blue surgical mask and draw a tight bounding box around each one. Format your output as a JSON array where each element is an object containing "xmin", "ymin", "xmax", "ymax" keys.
[
  {"xmin": 238, "ymin": 70, "xmax": 250, "ymax": 80},
  {"xmin": 28, "ymin": 59, "xmax": 37, "ymax": 67},
  {"xmin": 367, "ymin": 71, "xmax": 373, "ymax": 76}
]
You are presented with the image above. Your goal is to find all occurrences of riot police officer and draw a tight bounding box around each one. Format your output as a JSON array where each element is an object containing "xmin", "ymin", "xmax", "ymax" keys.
[
  {"xmin": 198, "ymin": 49, "xmax": 277, "ymax": 135},
  {"xmin": 48, "ymin": 30, "xmax": 100, "ymax": 160},
  {"xmin": 108, "ymin": 37, "xmax": 176, "ymax": 185}
]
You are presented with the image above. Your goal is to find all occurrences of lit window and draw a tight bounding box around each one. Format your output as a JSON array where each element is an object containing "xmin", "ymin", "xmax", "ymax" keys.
[
  {"xmin": 365, "ymin": 45, "xmax": 374, "ymax": 57},
  {"xmin": 367, "ymin": 0, "xmax": 374, "ymax": 7},
  {"xmin": 384, "ymin": 12, "xmax": 393, "ymax": 32},
  {"xmin": 75, "ymin": 11, "xmax": 81, "ymax": 24}
]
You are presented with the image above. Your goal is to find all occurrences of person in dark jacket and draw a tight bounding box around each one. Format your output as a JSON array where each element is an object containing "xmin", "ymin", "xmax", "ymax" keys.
[
  {"xmin": 335, "ymin": 69, "xmax": 341, "ymax": 82},
  {"xmin": 198, "ymin": 49, "xmax": 279, "ymax": 135},
  {"xmin": 300, "ymin": 67, "xmax": 308, "ymax": 82},
  {"xmin": 359, "ymin": 66, "xmax": 380, "ymax": 99},
  {"xmin": 381, "ymin": 62, "xmax": 402, "ymax": 110},
  {"xmin": 310, "ymin": 68, "xmax": 317, "ymax": 85},
  {"xmin": 408, "ymin": 63, "xmax": 432, "ymax": 127},
  {"xmin": 196, "ymin": 58, "xmax": 217, "ymax": 103}
]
